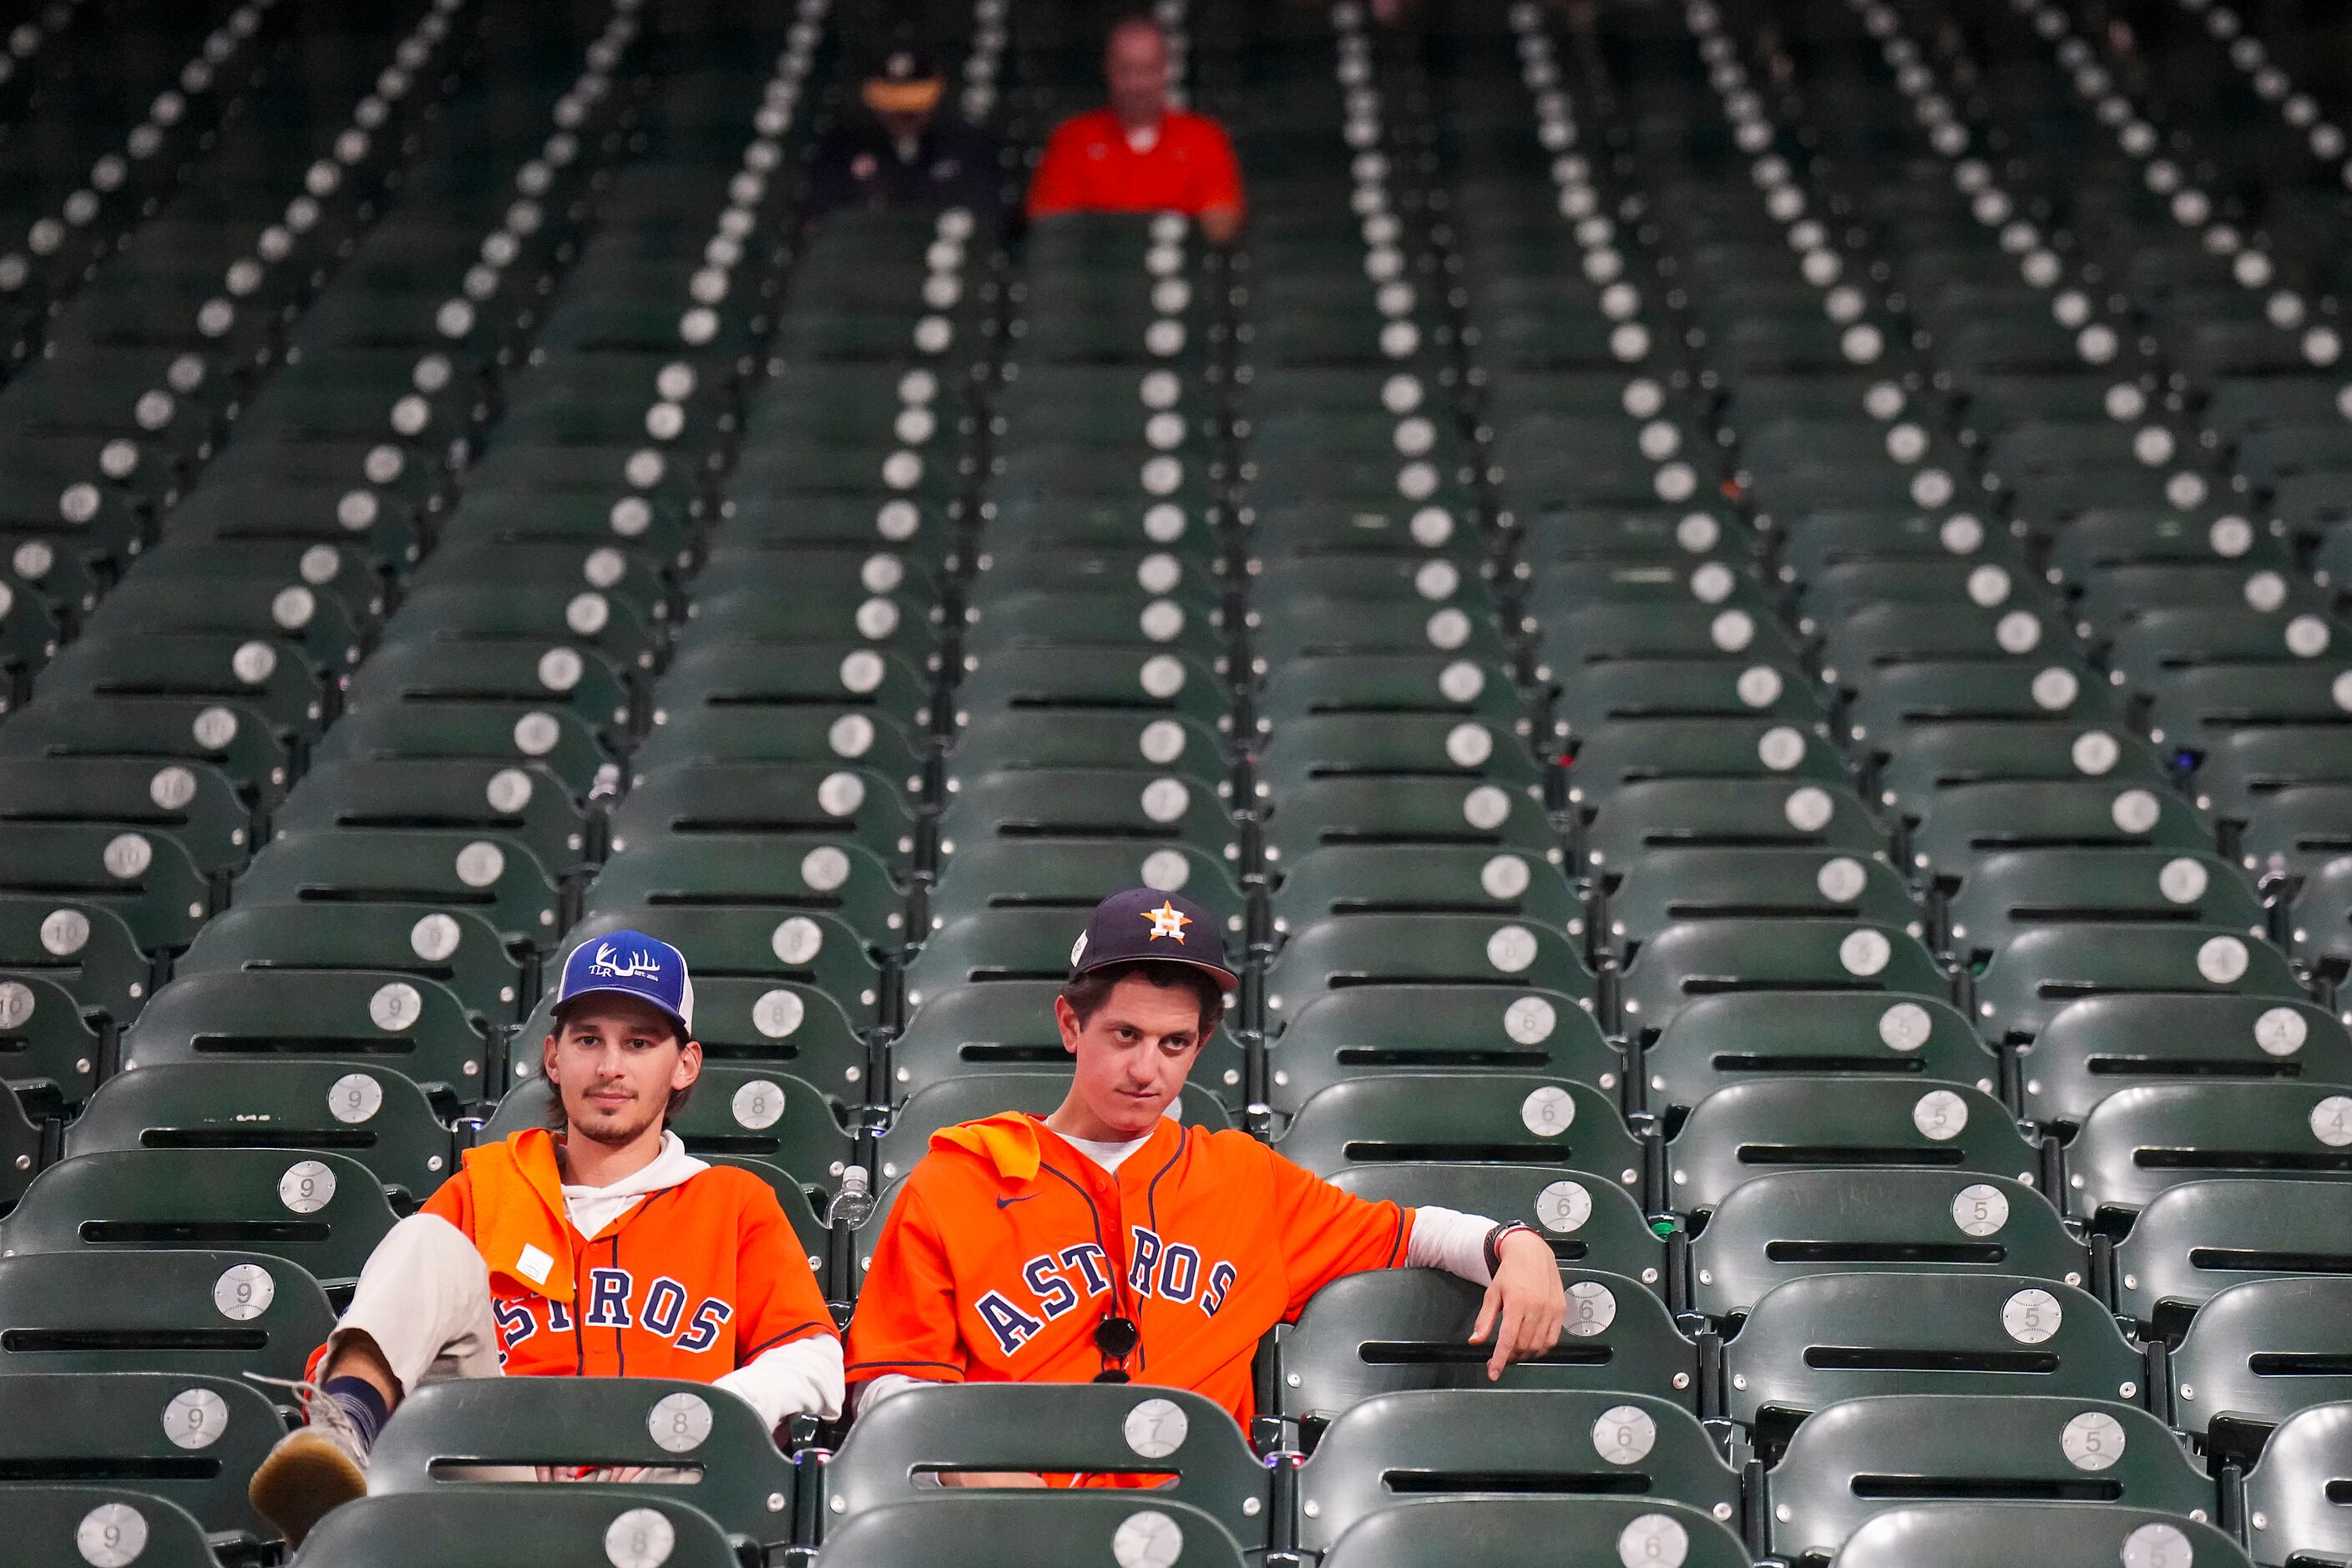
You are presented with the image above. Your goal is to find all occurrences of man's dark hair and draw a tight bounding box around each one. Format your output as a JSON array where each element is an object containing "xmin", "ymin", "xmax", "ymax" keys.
[
  {"xmin": 543, "ymin": 1003, "xmax": 696, "ymax": 1130},
  {"xmin": 1061, "ymin": 959, "xmax": 1227, "ymax": 1040}
]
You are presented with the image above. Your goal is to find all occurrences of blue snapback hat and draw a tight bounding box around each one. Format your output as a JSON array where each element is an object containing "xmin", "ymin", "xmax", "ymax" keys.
[
  {"xmin": 554, "ymin": 928, "xmax": 695, "ymax": 1035},
  {"xmin": 1068, "ymin": 887, "xmax": 1238, "ymax": 991}
]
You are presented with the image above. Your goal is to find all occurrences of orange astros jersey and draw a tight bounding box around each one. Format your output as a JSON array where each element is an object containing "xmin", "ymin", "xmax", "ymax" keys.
[
  {"xmin": 326, "ymin": 1129, "xmax": 837, "ymax": 1386},
  {"xmin": 845, "ymin": 1111, "xmax": 1415, "ymax": 1431}
]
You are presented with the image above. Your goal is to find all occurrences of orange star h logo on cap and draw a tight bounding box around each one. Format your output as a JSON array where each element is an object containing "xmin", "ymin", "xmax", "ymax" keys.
[{"xmin": 1141, "ymin": 900, "xmax": 1192, "ymax": 942}]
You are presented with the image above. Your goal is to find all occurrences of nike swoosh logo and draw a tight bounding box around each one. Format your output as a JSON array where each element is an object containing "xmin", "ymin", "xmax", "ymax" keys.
[{"xmin": 996, "ymin": 1194, "xmax": 1038, "ymax": 1209}]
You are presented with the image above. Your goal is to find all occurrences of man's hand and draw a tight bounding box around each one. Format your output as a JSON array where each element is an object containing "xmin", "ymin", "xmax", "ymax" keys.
[{"xmin": 1469, "ymin": 1229, "xmax": 1566, "ymax": 1380}]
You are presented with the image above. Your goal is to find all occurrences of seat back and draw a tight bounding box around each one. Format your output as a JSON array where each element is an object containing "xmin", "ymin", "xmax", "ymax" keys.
[
  {"xmin": 1825, "ymin": 1503, "xmax": 2251, "ymax": 1568},
  {"xmin": 2066, "ymin": 1083, "xmax": 2352, "ymax": 1222},
  {"xmin": 814, "ymin": 1496, "xmax": 1247, "ymax": 1568},
  {"xmin": 0, "ymin": 1249, "xmax": 333, "ymax": 1382},
  {"xmin": 1317, "ymin": 1496, "xmax": 1753, "ymax": 1568},
  {"xmin": 368, "ymin": 1378, "xmax": 798, "ymax": 1549},
  {"xmin": 1690, "ymin": 1170, "xmax": 2084, "ymax": 1322},
  {"xmin": 2, "ymin": 1148, "xmax": 399, "ymax": 1288},
  {"xmin": 1766, "ymin": 1395, "xmax": 2212, "ymax": 1564},
  {"xmin": 1296, "ymin": 1391, "xmax": 1740, "ymax": 1553},
  {"xmin": 2243, "ymin": 1402, "xmax": 2352, "ymax": 1568},
  {"xmin": 1724, "ymin": 1276, "xmax": 2143, "ymax": 1444},
  {"xmin": 0, "ymin": 1373, "xmax": 281, "ymax": 1537},
  {"xmin": 1668, "ymin": 1079, "xmax": 2041, "ymax": 1216},
  {"xmin": 8, "ymin": 1485, "xmax": 221, "ymax": 1568},
  {"xmin": 1275, "ymin": 1269, "xmax": 1697, "ymax": 1429},
  {"xmin": 823, "ymin": 1384, "xmax": 1267, "ymax": 1546},
  {"xmin": 289, "ymin": 1490, "xmax": 741, "ymax": 1568},
  {"xmin": 1277, "ymin": 1075, "xmax": 1644, "ymax": 1191},
  {"xmin": 2114, "ymin": 1180, "xmax": 2352, "ymax": 1335},
  {"xmin": 2018, "ymin": 995, "xmax": 2352, "ymax": 1130},
  {"xmin": 2172, "ymin": 1277, "xmax": 2352, "ymax": 1454}
]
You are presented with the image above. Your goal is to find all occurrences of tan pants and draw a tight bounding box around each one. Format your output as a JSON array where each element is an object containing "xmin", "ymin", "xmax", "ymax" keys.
[{"xmin": 328, "ymin": 1212, "xmax": 506, "ymax": 1393}]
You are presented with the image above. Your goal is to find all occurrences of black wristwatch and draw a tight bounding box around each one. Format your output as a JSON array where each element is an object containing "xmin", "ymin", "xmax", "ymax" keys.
[{"xmin": 1484, "ymin": 1221, "xmax": 1536, "ymax": 1274}]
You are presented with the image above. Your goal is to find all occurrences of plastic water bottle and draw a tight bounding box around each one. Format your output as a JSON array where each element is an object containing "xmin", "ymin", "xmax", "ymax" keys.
[{"xmin": 828, "ymin": 1163, "xmax": 876, "ymax": 1229}]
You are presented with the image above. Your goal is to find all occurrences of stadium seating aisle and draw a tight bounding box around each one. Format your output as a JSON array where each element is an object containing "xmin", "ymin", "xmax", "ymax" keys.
[
  {"xmin": 0, "ymin": 0, "xmax": 270, "ymax": 376},
  {"xmin": 4, "ymin": 0, "xmax": 2352, "ymax": 1563}
]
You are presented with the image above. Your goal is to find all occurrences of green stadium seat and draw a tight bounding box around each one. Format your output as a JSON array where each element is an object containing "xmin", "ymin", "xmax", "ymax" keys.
[
  {"xmin": 8, "ymin": 1486, "xmax": 221, "ymax": 1568},
  {"xmin": 612, "ymin": 761, "xmax": 917, "ymax": 869},
  {"xmin": 1316, "ymin": 1497, "xmax": 1752, "ymax": 1568},
  {"xmin": 0, "ymin": 756, "xmax": 252, "ymax": 878},
  {"xmin": 816, "ymin": 1496, "xmax": 1248, "ymax": 1568},
  {"xmin": 1644, "ymin": 992, "xmax": 2000, "ymax": 1119},
  {"xmin": 0, "ymin": 822, "xmax": 212, "ymax": 953},
  {"xmin": 1766, "ymin": 1394, "xmax": 2214, "ymax": 1564},
  {"xmin": 1945, "ymin": 850, "xmax": 2262, "ymax": 967},
  {"xmin": 0, "ymin": 1249, "xmax": 334, "ymax": 1381},
  {"xmin": 0, "ymin": 1373, "xmax": 282, "ymax": 1540},
  {"xmin": 1690, "ymin": 1170, "xmax": 2082, "ymax": 1321},
  {"xmin": 2018, "ymin": 996, "xmax": 2352, "ymax": 1130},
  {"xmin": 1294, "ymin": 1390, "xmax": 1740, "ymax": 1552},
  {"xmin": 1, "ymin": 1148, "xmax": 398, "ymax": 1289},
  {"xmin": 123, "ymin": 967, "xmax": 491, "ymax": 1108},
  {"xmin": 1825, "ymin": 1503, "xmax": 2251, "ymax": 1568},
  {"xmin": 1582, "ymin": 781, "xmax": 1889, "ymax": 881},
  {"xmin": 2243, "ymin": 1402, "xmax": 2352, "ymax": 1568},
  {"xmin": 2065, "ymin": 1085, "xmax": 2352, "ymax": 1225},
  {"xmin": 1724, "ymin": 1276, "xmax": 2144, "ymax": 1446},
  {"xmin": 1620, "ymin": 919, "xmax": 1945, "ymax": 1038},
  {"xmin": 1667, "ymin": 1079, "xmax": 2040, "ymax": 1217},
  {"xmin": 273, "ymin": 760, "xmax": 589, "ymax": 876},
  {"xmin": 1264, "ymin": 914, "xmax": 1597, "ymax": 1022},
  {"xmin": 1265, "ymin": 986, "xmax": 1616, "ymax": 1112},
  {"xmin": 0, "ymin": 970, "xmax": 104, "ymax": 1112},
  {"xmin": 2113, "ymin": 1178, "xmax": 2352, "ymax": 1336},
  {"xmin": 823, "ymin": 1384, "xmax": 1267, "ymax": 1544},
  {"xmin": 588, "ymin": 836, "xmax": 911, "ymax": 955},
  {"xmin": 289, "ymin": 1491, "xmax": 741, "ymax": 1568},
  {"xmin": 559, "ymin": 905, "xmax": 885, "ymax": 1034},
  {"xmin": 1325, "ymin": 1164, "xmax": 1666, "ymax": 1290},
  {"xmin": 175, "ymin": 903, "xmax": 523, "ymax": 1024},
  {"xmin": 1278, "ymin": 1073, "xmax": 1642, "ymax": 1189},
  {"xmin": 311, "ymin": 702, "xmax": 611, "ymax": 799},
  {"xmin": 1974, "ymin": 927, "xmax": 2303, "ymax": 1045},
  {"xmin": 66, "ymin": 1060, "xmax": 454, "ymax": 1204},
  {"xmin": 1604, "ymin": 848, "xmax": 1920, "ymax": 953},
  {"xmin": 1909, "ymin": 782, "xmax": 2214, "ymax": 886},
  {"xmin": 1274, "ymin": 1269, "xmax": 1698, "ymax": 1429},
  {"xmin": 0, "ymin": 696, "xmax": 294, "ymax": 804},
  {"xmin": 368, "ymin": 1378, "xmax": 799, "ymax": 1550}
]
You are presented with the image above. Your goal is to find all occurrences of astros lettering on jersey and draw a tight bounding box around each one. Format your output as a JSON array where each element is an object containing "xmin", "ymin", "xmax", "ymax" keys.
[
  {"xmin": 313, "ymin": 1128, "xmax": 835, "ymax": 1383},
  {"xmin": 846, "ymin": 1110, "xmax": 1414, "ymax": 1430}
]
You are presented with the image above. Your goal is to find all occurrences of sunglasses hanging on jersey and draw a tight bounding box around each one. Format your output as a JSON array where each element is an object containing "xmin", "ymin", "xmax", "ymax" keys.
[{"xmin": 1092, "ymin": 1313, "xmax": 1140, "ymax": 1383}]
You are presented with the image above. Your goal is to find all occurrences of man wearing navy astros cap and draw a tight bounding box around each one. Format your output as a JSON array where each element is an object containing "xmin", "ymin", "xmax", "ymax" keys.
[
  {"xmin": 845, "ymin": 890, "xmax": 1569, "ymax": 1460},
  {"xmin": 247, "ymin": 929, "xmax": 842, "ymax": 1545}
]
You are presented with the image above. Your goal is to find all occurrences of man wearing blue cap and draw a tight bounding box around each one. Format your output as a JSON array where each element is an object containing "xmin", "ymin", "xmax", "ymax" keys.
[
  {"xmin": 847, "ymin": 888, "xmax": 1568, "ymax": 1451},
  {"xmin": 248, "ymin": 929, "xmax": 844, "ymax": 1546}
]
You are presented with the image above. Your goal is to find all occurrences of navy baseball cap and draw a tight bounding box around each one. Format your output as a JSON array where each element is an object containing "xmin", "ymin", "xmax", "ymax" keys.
[
  {"xmin": 554, "ymin": 929, "xmax": 695, "ymax": 1036},
  {"xmin": 1068, "ymin": 888, "xmax": 1237, "ymax": 991}
]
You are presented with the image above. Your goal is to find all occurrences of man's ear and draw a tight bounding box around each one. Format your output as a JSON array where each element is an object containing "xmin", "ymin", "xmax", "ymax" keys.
[
  {"xmin": 671, "ymin": 1037, "xmax": 704, "ymax": 1092},
  {"xmin": 1054, "ymin": 994, "xmax": 1083, "ymax": 1057},
  {"xmin": 540, "ymin": 1032, "xmax": 559, "ymax": 1083}
]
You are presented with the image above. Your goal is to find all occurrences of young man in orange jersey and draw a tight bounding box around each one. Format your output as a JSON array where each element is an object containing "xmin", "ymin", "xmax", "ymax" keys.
[
  {"xmin": 247, "ymin": 930, "xmax": 843, "ymax": 1545},
  {"xmin": 846, "ymin": 888, "xmax": 1566, "ymax": 1460},
  {"xmin": 1025, "ymin": 15, "xmax": 1245, "ymax": 242}
]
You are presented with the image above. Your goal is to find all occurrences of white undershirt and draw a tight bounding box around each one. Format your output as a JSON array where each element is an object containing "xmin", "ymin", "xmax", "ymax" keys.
[
  {"xmin": 854, "ymin": 1136, "xmax": 1500, "ymax": 1412},
  {"xmin": 1125, "ymin": 122, "xmax": 1161, "ymax": 154}
]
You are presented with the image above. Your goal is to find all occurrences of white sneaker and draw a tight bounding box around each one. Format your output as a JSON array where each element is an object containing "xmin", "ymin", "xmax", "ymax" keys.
[{"xmin": 245, "ymin": 1378, "xmax": 372, "ymax": 1549}]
